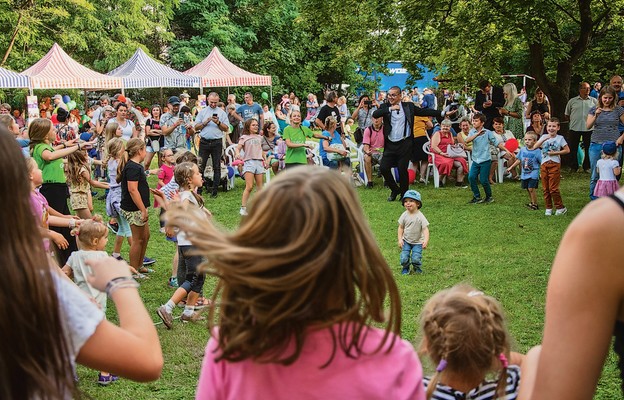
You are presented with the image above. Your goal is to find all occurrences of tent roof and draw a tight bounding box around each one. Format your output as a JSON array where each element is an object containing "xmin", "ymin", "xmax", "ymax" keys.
[
  {"xmin": 184, "ymin": 47, "xmax": 271, "ymax": 88},
  {"xmin": 21, "ymin": 43, "xmax": 122, "ymax": 90},
  {"xmin": 108, "ymin": 48, "xmax": 200, "ymax": 89},
  {"xmin": 0, "ymin": 67, "xmax": 29, "ymax": 88}
]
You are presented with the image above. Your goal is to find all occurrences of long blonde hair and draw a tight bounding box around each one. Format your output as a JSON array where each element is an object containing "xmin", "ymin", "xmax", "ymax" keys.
[
  {"xmin": 503, "ymin": 83, "xmax": 518, "ymax": 108},
  {"xmin": 420, "ymin": 284, "xmax": 511, "ymax": 400},
  {"xmin": 116, "ymin": 138, "xmax": 145, "ymax": 183},
  {"xmin": 165, "ymin": 167, "xmax": 401, "ymax": 365}
]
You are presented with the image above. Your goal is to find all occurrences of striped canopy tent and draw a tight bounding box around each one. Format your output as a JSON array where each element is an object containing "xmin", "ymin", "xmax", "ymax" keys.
[
  {"xmin": 184, "ymin": 47, "xmax": 272, "ymax": 91},
  {"xmin": 21, "ymin": 43, "xmax": 122, "ymax": 92},
  {"xmin": 0, "ymin": 67, "xmax": 30, "ymax": 88},
  {"xmin": 108, "ymin": 48, "xmax": 200, "ymax": 91}
]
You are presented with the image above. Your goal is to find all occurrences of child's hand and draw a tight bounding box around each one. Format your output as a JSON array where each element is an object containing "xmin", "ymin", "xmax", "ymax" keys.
[
  {"xmin": 85, "ymin": 257, "xmax": 133, "ymax": 292},
  {"xmin": 398, "ymin": 238, "xmax": 404, "ymax": 248},
  {"xmin": 51, "ymin": 231, "xmax": 69, "ymax": 250},
  {"xmin": 165, "ymin": 226, "xmax": 175, "ymax": 238},
  {"xmin": 422, "ymin": 241, "xmax": 428, "ymax": 249}
]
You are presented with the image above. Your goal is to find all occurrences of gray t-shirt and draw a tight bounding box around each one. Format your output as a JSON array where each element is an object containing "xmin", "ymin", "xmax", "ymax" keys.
[
  {"xmin": 398, "ymin": 210, "xmax": 429, "ymax": 245},
  {"xmin": 356, "ymin": 107, "xmax": 376, "ymax": 130},
  {"xmin": 589, "ymin": 105, "xmax": 624, "ymax": 143}
]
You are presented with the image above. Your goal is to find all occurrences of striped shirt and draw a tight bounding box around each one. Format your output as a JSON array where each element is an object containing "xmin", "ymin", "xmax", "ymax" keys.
[{"xmin": 423, "ymin": 365, "xmax": 520, "ymax": 400}]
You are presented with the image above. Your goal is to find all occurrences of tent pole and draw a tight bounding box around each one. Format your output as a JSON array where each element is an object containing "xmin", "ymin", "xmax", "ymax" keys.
[
  {"xmin": 83, "ymin": 89, "xmax": 88, "ymax": 111},
  {"xmin": 269, "ymin": 86, "xmax": 273, "ymax": 106},
  {"xmin": 121, "ymin": 87, "xmax": 125, "ymax": 96},
  {"xmin": 160, "ymin": 87, "xmax": 163, "ymax": 106}
]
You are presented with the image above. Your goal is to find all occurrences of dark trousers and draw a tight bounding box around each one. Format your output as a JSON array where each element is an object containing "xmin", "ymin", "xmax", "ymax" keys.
[
  {"xmin": 380, "ymin": 138, "xmax": 412, "ymax": 195},
  {"xmin": 198, "ymin": 138, "xmax": 223, "ymax": 194},
  {"xmin": 40, "ymin": 183, "xmax": 77, "ymax": 264},
  {"xmin": 568, "ymin": 130, "xmax": 592, "ymax": 171}
]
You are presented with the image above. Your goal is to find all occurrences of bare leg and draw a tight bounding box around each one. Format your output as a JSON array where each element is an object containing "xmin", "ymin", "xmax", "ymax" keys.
[
  {"xmin": 76, "ymin": 208, "xmax": 92, "ymax": 219},
  {"xmin": 241, "ymin": 172, "xmax": 255, "ymax": 207}
]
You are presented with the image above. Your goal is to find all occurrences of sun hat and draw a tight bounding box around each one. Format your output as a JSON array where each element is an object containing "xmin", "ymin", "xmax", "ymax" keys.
[{"xmin": 402, "ymin": 190, "xmax": 422, "ymax": 206}]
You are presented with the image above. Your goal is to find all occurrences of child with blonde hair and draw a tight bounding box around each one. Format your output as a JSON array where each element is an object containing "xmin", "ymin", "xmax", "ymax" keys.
[
  {"xmin": 165, "ymin": 167, "xmax": 423, "ymax": 399},
  {"xmin": 593, "ymin": 141, "xmax": 621, "ymax": 197},
  {"xmin": 235, "ymin": 119, "xmax": 265, "ymax": 216},
  {"xmin": 420, "ymin": 284, "xmax": 524, "ymax": 399},
  {"xmin": 65, "ymin": 149, "xmax": 109, "ymax": 219},
  {"xmin": 63, "ymin": 215, "xmax": 118, "ymax": 385}
]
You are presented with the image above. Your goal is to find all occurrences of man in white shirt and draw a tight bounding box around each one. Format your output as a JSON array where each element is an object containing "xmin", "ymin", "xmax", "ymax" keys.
[{"xmin": 564, "ymin": 82, "xmax": 597, "ymax": 172}]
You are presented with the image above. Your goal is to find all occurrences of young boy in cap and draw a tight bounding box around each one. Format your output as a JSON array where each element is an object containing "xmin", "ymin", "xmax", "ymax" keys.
[{"xmin": 397, "ymin": 190, "xmax": 429, "ymax": 275}]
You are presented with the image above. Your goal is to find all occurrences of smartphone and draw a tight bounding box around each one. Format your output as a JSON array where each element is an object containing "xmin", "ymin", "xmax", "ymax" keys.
[{"xmin": 213, "ymin": 113, "xmax": 218, "ymax": 118}]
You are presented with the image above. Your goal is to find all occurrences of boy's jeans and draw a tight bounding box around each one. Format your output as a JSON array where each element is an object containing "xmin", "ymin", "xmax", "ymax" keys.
[
  {"xmin": 400, "ymin": 242, "xmax": 423, "ymax": 269},
  {"xmin": 468, "ymin": 160, "xmax": 492, "ymax": 199}
]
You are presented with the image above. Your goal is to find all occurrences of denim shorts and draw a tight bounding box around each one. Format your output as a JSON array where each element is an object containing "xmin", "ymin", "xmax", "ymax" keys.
[
  {"xmin": 521, "ymin": 178, "xmax": 539, "ymax": 189},
  {"xmin": 242, "ymin": 159, "xmax": 265, "ymax": 176}
]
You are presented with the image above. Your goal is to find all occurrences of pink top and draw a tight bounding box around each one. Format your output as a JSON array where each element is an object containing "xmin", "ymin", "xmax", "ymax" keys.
[
  {"xmin": 239, "ymin": 134, "xmax": 264, "ymax": 161},
  {"xmin": 363, "ymin": 126, "xmax": 385, "ymax": 154},
  {"xmin": 195, "ymin": 325, "xmax": 424, "ymax": 400},
  {"xmin": 157, "ymin": 164, "xmax": 175, "ymax": 189},
  {"xmin": 29, "ymin": 189, "xmax": 50, "ymax": 251}
]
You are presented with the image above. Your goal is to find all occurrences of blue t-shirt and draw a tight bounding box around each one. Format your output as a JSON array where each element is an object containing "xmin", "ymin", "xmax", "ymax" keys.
[
  {"xmin": 517, "ymin": 147, "xmax": 542, "ymax": 180},
  {"xmin": 319, "ymin": 130, "xmax": 344, "ymax": 160},
  {"xmin": 468, "ymin": 128, "xmax": 500, "ymax": 164},
  {"xmin": 236, "ymin": 103, "xmax": 263, "ymax": 125}
]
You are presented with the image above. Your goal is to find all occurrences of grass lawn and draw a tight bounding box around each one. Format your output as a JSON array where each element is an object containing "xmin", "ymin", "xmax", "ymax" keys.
[{"xmin": 78, "ymin": 168, "xmax": 620, "ymax": 399}]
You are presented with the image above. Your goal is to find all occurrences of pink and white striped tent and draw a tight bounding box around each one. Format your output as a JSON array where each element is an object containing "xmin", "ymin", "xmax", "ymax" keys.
[
  {"xmin": 22, "ymin": 43, "xmax": 122, "ymax": 90},
  {"xmin": 184, "ymin": 47, "xmax": 272, "ymax": 88}
]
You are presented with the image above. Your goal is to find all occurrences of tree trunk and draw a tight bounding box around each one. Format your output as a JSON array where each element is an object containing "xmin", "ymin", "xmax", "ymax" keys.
[{"xmin": 1, "ymin": 12, "xmax": 23, "ymax": 67}]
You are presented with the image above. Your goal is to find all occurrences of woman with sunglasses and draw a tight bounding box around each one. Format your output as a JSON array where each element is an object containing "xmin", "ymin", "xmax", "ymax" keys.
[{"xmin": 144, "ymin": 105, "xmax": 163, "ymax": 168}]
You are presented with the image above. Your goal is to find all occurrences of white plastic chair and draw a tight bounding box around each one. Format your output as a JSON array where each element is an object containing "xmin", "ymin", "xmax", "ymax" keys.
[
  {"xmin": 423, "ymin": 141, "xmax": 441, "ymax": 188},
  {"xmin": 305, "ymin": 140, "xmax": 323, "ymax": 167},
  {"xmin": 344, "ymin": 137, "xmax": 368, "ymax": 185},
  {"xmin": 226, "ymin": 143, "xmax": 272, "ymax": 185}
]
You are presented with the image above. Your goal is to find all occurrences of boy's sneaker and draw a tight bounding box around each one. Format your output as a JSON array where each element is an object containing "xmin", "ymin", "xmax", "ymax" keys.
[
  {"xmin": 113, "ymin": 254, "xmax": 125, "ymax": 261},
  {"xmin": 555, "ymin": 207, "xmax": 568, "ymax": 216},
  {"xmin": 97, "ymin": 373, "xmax": 118, "ymax": 386},
  {"xmin": 483, "ymin": 197, "xmax": 494, "ymax": 204},
  {"xmin": 143, "ymin": 256, "xmax": 156, "ymax": 266},
  {"xmin": 401, "ymin": 267, "xmax": 410, "ymax": 275},
  {"xmin": 168, "ymin": 277, "xmax": 178, "ymax": 288},
  {"xmin": 366, "ymin": 182, "xmax": 374, "ymax": 188},
  {"xmin": 239, "ymin": 207, "xmax": 248, "ymax": 216},
  {"xmin": 413, "ymin": 266, "xmax": 423, "ymax": 274},
  {"xmin": 468, "ymin": 197, "xmax": 482, "ymax": 204},
  {"xmin": 156, "ymin": 305, "xmax": 174, "ymax": 330},
  {"xmin": 545, "ymin": 209, "xmax": 553, "ymax": 216},
  {"xmin": 107, "ymin": 222, "xmax": 119, "ymax": 234}
]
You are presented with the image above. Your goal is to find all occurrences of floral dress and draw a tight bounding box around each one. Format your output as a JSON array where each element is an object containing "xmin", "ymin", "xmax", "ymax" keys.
[{"xmin": 504, "ymin": 98, "xmax": 525, "ymax": 140}]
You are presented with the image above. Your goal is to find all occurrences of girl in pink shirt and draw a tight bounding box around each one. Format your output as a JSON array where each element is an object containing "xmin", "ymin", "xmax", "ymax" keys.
[
  {"xmin": 235, "ymin": 119, "xmax": 266, "ymax": 216},
  {"xmin": 164, "ymin": 166, "xmax": 425, "ymax": 400}
]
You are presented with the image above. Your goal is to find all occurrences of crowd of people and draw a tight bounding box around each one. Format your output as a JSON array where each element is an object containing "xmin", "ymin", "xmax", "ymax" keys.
[{"xmin": 2, "ymin": 73, "xmax": 624, "ymax": 399}]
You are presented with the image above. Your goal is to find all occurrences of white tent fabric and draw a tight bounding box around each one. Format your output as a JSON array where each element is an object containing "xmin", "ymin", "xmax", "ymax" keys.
[
  {"xmin": 0, "ymin": 67, "xmax": 29, "ymax": 88},
  {"xmin": 21, "ymin": 43, "xmax": 122, "ymax": 90},
  {"xmin": 107, "ymin": 48, "xmax": 200, "ymax": 89},
  {"xmin": 184, "ymin": 47, "xmax": 272, "ymax": 88}
]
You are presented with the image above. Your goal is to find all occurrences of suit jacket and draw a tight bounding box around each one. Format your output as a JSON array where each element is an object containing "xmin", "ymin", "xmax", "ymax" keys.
[
  {"xmin": 474, "ymin": 86, "xmax": 505, "ymax": 126},
  {"xmin": 372, "ymin": 102, "xmax": 441, "ymax": 141}
]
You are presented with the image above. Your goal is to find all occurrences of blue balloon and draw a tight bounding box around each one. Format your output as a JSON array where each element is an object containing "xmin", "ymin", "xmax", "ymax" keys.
[
  {"xmin": 227, "ymin": 166, "xmax": 235, "ymax": 179},
  {"xmin": 302, "ymin": 119, "xmax": 311, "ymax": 127},
  {"xmin": 62, "ymin": 95, "xmax": 71, "ymax": 104}
]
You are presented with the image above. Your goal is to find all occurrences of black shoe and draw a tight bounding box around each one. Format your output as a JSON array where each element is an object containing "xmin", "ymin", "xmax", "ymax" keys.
[
  {"xmin": 484, "ymin": 197, "xmax": 494, "ymax": 204},
  {"xmin": 468, "ymin": 197, "xmax": 482, "ymax": 204},
  {"xmin": 210, "ymin": 190, "xmax": 218, "ymax": 198},
  {"xmin": 366, "ymin": 182, "xmax": 374, "ymax": 188},
  {"xmin": 387, "ymin": 191, "xmax": 400, "ymax": 202}
]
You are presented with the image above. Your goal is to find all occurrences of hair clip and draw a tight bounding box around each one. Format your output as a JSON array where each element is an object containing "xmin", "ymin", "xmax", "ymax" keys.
[
  {"xmin": 498, "ymin": 353, "xmax": 509, "ymax": 368},
  {"xmin": 467, "ymin": 290, "xmax": 483, "ymax": 297},
  {"xmin": 435, "ymin": 359, "xmax": 448, "ymax": 372}
]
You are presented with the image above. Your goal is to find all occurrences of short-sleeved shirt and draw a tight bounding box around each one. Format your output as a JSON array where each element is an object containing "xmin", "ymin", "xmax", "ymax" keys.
[
  {"xmin": 565, "ymin": 96, "xmax": 597, "ymax": 131},
  {"xmin": 589, "ymin": 106, "xmax": 624, "ymax": 143},
  {"xmin": 317, "ymin": 105, "xmax": 343, "ymax": 134},
  {"xmin": 120, "ymin": 160, "xmax": 150, "ymax": 211},
  {"xmin": 283, "ymin": 125, "xmax": 314, "ymax": 164},
  {"xmin": 161, "ymin": 111, "xmax": 191, "ymax": 150},
  {"xmin": 363, "ymin": 126, "xmax": 385, "ymax": 154},
  {"xmin": 399, "ymin": 210, "xmax": 429, "ymax": 245},
  {"xmin": 423, "ymin": 365, "xmax": 521, "ymax": 400},
  {"xmin": 177, "ymin": 190, "xmax": 199, "ymax": 247},
  {"xmin": 109, "ymin": 118, "xmax": 135, "ymax": 141},
  {"xmin": 517, "ymin": 147, "xmax": 542, "ymax": 180},
  {"xmin": 468, "ymin": 128, "xmax": 500, "ymax": 164},
  {"xmin": 238, "ymin": 134, "xmax": 264, "ymax": 161},
  {"xmin": 195, "ymin": 107, "xmax": 229, "ymax": 140},
  {"xmin": 356, "ymin": 107, "xmax": 376, "ymax": 130},
  {"xmin": 195, "ymin": 325, "xmax": 425, "ymax": 400},
  {"xmin": 539, "ymin": 134, "xmax": 568, "ymax": 164},
  {"xmin": 236, "ymin": 103, "xmax": 263, "ymax": 125},
  {"xmin": 33, "ymin": 143, "xmax": 66, "ymax": 183}
]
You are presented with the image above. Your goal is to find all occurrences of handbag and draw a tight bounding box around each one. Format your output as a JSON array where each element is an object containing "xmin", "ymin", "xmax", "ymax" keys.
[
  {"xmin": 446, "ymin": 144, "xmax": 467, "ymax": 158},
  {"xmin": 328, "ymin": 144, "xmax": 347, "ymax": 161}
]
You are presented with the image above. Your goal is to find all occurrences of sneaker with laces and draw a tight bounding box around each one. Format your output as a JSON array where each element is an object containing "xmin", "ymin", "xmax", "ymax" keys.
[
  {"xmin": 156, "ymin": 305, "xmax": 174, "ymax": 329},
  {"xmin": 97, "ymin": 373, "xmax": 118, "ymax": 386},
  {"xmin": 239, "ymin": 207, "xmax": 248, "ymax": 216},
  {"xmin": 107, "ymin": 222, "xmax": 119, "ymax": 234},
  {"xmin": 555, "ymin": 207, "xmax": 568, "ymax": 216},
  {"xmin": 180, "ymin": 310, "xmax": 206, "ymax": 323},
  {"xmin": 483, "ymin": 196, "xmax": 494, "ymax": 204},
  {"xmin": 545, "ymin": 209, "xmax": 553, "ymax": 216},
  {"xmin": 168, "ymin": 277, "xmax": 178, "ymax": 288},
  {"xmin": 468, "ymin": 197, "xmax": 482, "ymax": 204},
  {"xmin": 401, "ymin": 267, "xmax": 410, "ymax": 275},
  {"xmin": 143, "ymin": 256, "xmax": 156, "ymax": 266}
]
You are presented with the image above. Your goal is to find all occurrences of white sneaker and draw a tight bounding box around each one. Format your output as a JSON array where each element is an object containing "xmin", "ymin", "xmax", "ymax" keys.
[
  {"xmin": 545, "ymin": 209, "xmax": 553, "ymax": 216},
  {"xmin": 239, "ymin": 207, "xmax": 248, "ymax": 216},
  {"xmin": 555, "ymin": 207, "xmax": 567, "ymax": 216}
]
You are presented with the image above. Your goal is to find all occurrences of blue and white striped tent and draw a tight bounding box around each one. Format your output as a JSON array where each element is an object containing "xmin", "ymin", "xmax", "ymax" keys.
[
  {"xmin": 108, "ymin": 48, "xmax": 199, "ymax": 89},
  {"xmin": 0, "ymin": 66, "xmax": 30, "ymax": 88}
]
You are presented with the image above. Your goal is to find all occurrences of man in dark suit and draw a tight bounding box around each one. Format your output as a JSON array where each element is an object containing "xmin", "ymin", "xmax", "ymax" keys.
[
  {"xmin": 474, "ymin": 80, "xmax": 504, "ymax": 130},
  {"xmin": 373, "ymin": 86, "xmax": 442, "ymax": 201}
]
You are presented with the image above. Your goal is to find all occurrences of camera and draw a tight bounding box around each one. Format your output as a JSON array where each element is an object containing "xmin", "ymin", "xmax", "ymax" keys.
[{"xmin": 365, "ymin": 100, "xmax": 373, "ymax": 106}]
